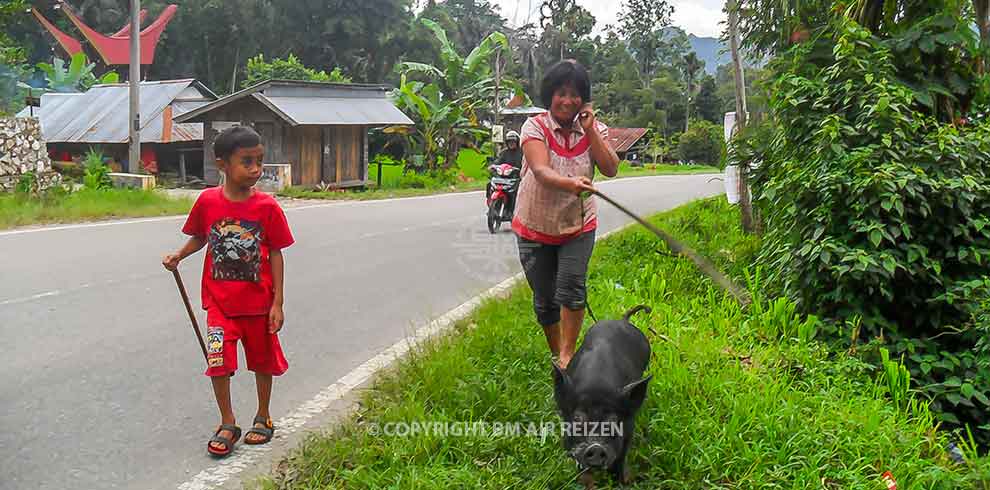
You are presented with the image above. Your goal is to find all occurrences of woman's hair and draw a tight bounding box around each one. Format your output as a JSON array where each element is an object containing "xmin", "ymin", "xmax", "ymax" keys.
[{"xmin": 540, "ymin": 60, "xmax": 591, "ymax": 109}]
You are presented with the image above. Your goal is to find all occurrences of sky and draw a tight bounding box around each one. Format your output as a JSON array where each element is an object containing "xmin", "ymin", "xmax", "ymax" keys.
[{"xmin": 490, "ymin": 0, "xmax": 727, "ymax": 38}]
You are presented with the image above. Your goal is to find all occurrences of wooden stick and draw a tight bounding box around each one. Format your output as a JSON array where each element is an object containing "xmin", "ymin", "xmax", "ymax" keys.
[
  {"xmin": 592, "ymin": 190, "xmax": 752, "ymax": 307},
  {"xmin": 171, "ymin": 269, "xmax": 209, "ymax": 363}
]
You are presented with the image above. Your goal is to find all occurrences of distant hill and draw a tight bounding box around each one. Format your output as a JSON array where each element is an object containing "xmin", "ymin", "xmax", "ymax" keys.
[
  {"xmin": 688, "ymin": 34, "xmax": 728, "ymax": 75},
  {"xmin": 661, "ymin": 27, "xmax": 741, "ymax": 75}
]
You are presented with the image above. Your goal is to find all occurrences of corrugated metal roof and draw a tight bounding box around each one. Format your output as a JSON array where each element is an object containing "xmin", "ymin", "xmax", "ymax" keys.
[
  {"xmin": 27, "ymin": 79, "xmax": 214, "ymax": 144},
  {"xmin": 175, "ymin": 80, "xmax": 413, "ymax": 126},
  {"xmin": 259, "ymin": 95, "xmax": 412, "ymax": 126},
  {"xmin": 498, "ymin": 106, "xmax": 546, "ymax": 116},
  {"xmin": 607, "ymin": 127, "xmax": 649, "ymax": 153}
]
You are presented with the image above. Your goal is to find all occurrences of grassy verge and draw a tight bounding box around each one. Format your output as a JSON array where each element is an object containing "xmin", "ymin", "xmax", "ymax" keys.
[
  {"xmin": 253, "ymin": 197, "xmax": 988, "ymax": 489},
  {"xmin": 0, "ymin": 188, "xmax": 193, "ymax": 230}
]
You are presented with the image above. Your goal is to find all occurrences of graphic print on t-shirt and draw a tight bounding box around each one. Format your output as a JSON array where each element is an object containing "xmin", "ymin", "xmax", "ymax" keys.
[{"xmin": 209, "ymin": 218, "xmax": 263, "ymax": 282}]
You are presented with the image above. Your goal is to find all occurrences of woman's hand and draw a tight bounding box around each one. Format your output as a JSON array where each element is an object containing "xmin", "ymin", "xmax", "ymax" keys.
[
  {"xmin": 577, "ymin": 103, "xmax": 596, "ymax": 132},
  {"xmin": 565, "ymin": 176, "xmax": 595, "ymax": 196}
]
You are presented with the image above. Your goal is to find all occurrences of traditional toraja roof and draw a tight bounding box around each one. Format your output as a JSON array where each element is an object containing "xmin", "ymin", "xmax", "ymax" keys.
[
  {"xmin": 31, "ymin": 8, "xmax": 149, "ymax": 59},
  {"xmin": 174, "ymin": 80, "xmax": 415, "ymax": 127},
  {"xmin": 32, "ymin": 3, "xmax": 177, "ymax": 66},
  {"xmin": 19, "ymin": 79, "xmax": 216, "ymax": 144},
  {"xmin": 606, "ymin": 127, "xmax": 649, "ymax": 153}
]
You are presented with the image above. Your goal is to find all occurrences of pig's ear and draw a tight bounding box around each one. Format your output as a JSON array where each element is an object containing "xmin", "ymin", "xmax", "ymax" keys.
[
  {"xmin": 552, "ymin": 362, "xmax": 573, "ymax": 403},
  {"xmin": 621, "ymin": 375, "xmax": 652, "ymax": 412}
]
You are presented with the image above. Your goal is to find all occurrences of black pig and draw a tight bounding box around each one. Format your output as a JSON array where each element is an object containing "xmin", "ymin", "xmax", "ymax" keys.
[{"xmin": 552, "ymin": 305, "xmax": 652, "ymax": 487}]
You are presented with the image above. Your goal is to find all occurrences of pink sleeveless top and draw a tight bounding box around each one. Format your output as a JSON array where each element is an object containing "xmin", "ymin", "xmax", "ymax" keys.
[{"xmin": 512, "ymin": 112, "xmax": 608, "ymax": 244}]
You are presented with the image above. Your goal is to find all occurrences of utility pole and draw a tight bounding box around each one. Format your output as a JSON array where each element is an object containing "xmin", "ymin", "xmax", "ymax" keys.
[
  {"xmin": 128, "ymin": 0, "xmax": 141, "ymax": 174},
  {"xmin": 727, "ymin": 0, "xmax": 754, "ymax": 233},
  {"xmin": 493, "ymin": 49, "xmax": 501, "ymax": 127}
]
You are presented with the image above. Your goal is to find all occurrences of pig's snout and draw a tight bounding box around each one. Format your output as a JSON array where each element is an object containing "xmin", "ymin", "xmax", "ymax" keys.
[{"xmin": 580, "ymin": 443, "xmax": 612, "ymax": 468}]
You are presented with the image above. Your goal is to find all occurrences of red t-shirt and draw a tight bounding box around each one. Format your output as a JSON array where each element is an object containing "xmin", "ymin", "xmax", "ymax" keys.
[{"xmin": 182, "ymin": 188, "xmax": 295, "ymax": 317}]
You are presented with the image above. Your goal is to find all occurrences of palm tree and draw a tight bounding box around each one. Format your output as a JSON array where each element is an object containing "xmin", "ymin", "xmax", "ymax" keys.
[{"xmin": 681, "ymin": 52, "xmax": 703, "ymax": 133}]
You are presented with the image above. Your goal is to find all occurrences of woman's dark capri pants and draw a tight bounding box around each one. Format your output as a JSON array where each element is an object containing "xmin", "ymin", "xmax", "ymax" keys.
[{"xmin": 517, "ymin": 230, "xmax": 596, "ymax": 327}]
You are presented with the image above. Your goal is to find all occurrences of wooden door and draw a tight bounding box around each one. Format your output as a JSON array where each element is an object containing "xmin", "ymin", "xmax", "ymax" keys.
[
  {"xmin": 321, "ymin": 127, "xmax": 336, "ymax": 185},
  {"xmin": 299, "ymin": 126, "xmax": 322, "ymax": 186}
]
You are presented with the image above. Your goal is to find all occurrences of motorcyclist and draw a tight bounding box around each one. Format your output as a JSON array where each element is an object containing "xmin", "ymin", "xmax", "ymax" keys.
[
  {"xmin": 496, "ymin": 130, "xmax": 523, "ymax": 169},
  {"xmin": 486, "ymin": 130, "xmax": 522, "ymax": 201}
]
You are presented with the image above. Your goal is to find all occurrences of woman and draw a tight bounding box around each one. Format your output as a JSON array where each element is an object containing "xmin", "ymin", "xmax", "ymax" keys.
[{"xmin": 513, "ymin": 60, "xmax": 620, "ymax": 368}]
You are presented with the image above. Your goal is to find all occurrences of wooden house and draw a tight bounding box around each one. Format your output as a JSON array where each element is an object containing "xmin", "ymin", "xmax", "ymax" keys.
[
  {"xmin": 18, "ymin": 79, "xmax": 216, "ymax": 178},
  {"xmin": 174, "ymin": 80, "xmax": 413, "ymax": 188}
]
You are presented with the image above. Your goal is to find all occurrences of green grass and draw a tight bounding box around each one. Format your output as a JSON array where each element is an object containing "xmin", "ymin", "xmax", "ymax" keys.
[
  {"xmin": 252, "ymin": 197, "xmax": 989, "ymax": 489},
  {"xmin": 365, "ymin": 162, "xmax": 405, "ymax": 188},
  {"xmin": 286, "ymin": 152, "xmax": 721, "ymax": 202},
  {"xmin": 455, "ymin": 148, "xmax": 491, "ymax": 181},
  {"xmin": 609, "ymin": 161, "xmax": 721, "ymax": 177},
  {"xmin": 366, "ymin": 149, "xmax": 492, "ymax": 190},
  {"xmin": 0, "ymin": 188, "xmax": 193, "ymax": 230}
]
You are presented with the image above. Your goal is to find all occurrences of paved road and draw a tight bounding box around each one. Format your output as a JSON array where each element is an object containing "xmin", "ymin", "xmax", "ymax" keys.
[{"xmin": 0, "ymin": 175, "xmax": 722, "ymax": 490}]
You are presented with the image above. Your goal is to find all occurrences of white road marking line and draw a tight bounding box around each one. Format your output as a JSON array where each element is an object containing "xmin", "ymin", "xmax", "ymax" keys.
[
  {"xmin": 0, "ymin": 273, "xmax": 154, "ymax": 306},
  {"xmin": 0, "ymin": 290, "xmax": 62, "ymax": 306},
  {"xmin": 0, "ymin": 216, "xmax": 185, "ymax": 237}
]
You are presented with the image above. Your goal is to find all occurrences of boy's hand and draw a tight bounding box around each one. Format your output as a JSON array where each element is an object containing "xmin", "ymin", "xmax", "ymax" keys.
[
  {"xmin": 268, "ymin": 304, "xmax": 284, "ymax": 334},
  {"xmin": 162, "ymin": 253, "xmax": 182, "ymax": 272}
]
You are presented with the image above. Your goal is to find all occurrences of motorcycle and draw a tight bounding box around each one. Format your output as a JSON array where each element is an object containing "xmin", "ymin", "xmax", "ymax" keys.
[{"xmin": 485, "ymin": 160, "xmax": 521, "ymax": 234}]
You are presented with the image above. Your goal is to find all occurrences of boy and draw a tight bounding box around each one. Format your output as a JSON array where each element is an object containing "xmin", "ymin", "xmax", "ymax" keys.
[{"xmin": 163, "ymin": 126, "xmax": 294, "ymax": 457}]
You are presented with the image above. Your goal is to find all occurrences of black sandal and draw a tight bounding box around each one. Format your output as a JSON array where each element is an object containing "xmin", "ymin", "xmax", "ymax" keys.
[
  {"xmin": 245, "ymin": 416, "xmax": 274, "ymax": 445},
  {"xmin": 207, "ymin": 424, "xmax": 241, "ymax": 457}
]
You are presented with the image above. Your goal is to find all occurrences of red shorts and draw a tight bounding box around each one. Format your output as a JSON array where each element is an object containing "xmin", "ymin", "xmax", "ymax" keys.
[{"xmin": 204, "ymin": 307, "xmax": 288, "ymax": 377}]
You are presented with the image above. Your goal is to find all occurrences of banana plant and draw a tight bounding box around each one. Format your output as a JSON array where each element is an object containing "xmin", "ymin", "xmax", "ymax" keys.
[
  {"xmin": 392, "ymin": 74, "xmax": 488, "ymax": 172},
  {"xmin": 396, "ymin": 19, "xmax": 524, "ymax": 170},
  {"xmin": 37, "ymin": 53, "xmax": 119, "ymax": 93}
]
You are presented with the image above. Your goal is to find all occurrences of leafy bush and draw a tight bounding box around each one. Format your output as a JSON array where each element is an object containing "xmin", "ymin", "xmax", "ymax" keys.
[
  {"xmin": 677, "ymin": 120, "xmax": 725, "ymax": 165},
  {"xmin": 82, "ymin": 150, "xmax": 112, "ymax": 190},
  {"xmin": 751, "ymin": 16, "xmax": 990, "ymax": 439},
  {"xmin": 397, "ymin": 169, "xmax": 457, "ymax": 189},
  {"xmin": 14, "ymin": 171, "xmax": 39, "ymax": 197},
  {"xmin": 242, "ymin": 54, "xmax": 350, "ymax": 89}
]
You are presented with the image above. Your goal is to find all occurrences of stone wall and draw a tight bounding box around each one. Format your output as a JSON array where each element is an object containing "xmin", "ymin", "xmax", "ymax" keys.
[{"xmin": 0, "ymin": 117, "xmax": 60, "ymax": 192}]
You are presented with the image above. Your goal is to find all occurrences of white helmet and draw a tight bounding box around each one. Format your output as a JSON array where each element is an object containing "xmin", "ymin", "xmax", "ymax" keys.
[{"xmin": 505, "ymin": 130, "xmax": 520, "ymax": 141}]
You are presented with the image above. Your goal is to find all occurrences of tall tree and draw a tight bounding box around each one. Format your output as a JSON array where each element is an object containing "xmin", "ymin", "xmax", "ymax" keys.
[
  {"xmin": 977, "ymin": 0, "xmax": 990, "ymax": 73},
  {"xmin": 727, "ymin": 0, "xmax": 754, "ymax": 233},
  {"xmin": 0, "ymin": 0, "xmax": 28, "ymax": 116},
  {"xmin": 657, "ymin": 27, "xmax": 691, "ymax": 69},
  {"xmin": 681, "ymin": 52, "xmax": 704, "ymax": 132},
  {"xmin": 0, "ymin": 0, "xmax": 28, "ymax": 65},
  {"xmin": 618, "ymin": 0, "xmax": 675, "ymax": 82},
  {"xmin": 421, "ymin": 0, "xmax": 508, "ymax": 56},
  {"xmin": 693, "ymin": 75, "xmax": 722, "ymax": 123},
  {"xmin": 267, "ymin": 0, "xmax": 417, "ymax": 84},
  {"xmin": 540, "ymin": 3, "xmax": 596, "ymax": 62}
]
